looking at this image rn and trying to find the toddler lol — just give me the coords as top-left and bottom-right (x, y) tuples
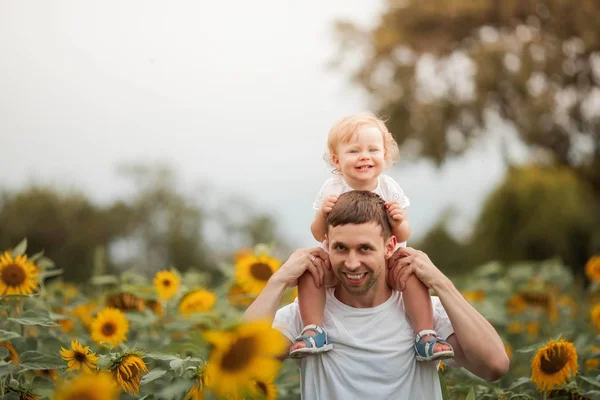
(289, 112), (454, 363)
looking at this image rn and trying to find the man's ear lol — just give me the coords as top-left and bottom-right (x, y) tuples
(384, 235), (397, 260)
(324, 234), (329, 251)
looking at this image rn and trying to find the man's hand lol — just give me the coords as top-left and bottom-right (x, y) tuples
(320, 195), (339, 215)
(385, 200), (406, 227)
(272, 248), (330, 289)
(387, 247), (447, 291)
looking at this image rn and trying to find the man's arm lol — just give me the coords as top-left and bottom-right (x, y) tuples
(388, 247), (509, 382)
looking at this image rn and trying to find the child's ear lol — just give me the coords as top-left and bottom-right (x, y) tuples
(331, 154), (340, 168)
(384, 236), (397, 260)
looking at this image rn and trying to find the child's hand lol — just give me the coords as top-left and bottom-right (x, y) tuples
(385, 201), (406, 225)
(321, 195), (339, 215)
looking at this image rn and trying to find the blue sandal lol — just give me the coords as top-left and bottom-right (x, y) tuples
(414, 329), (454, 362)
(289, 324), (333, 359)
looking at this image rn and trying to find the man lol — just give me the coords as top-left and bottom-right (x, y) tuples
(243, 191), (509, 399)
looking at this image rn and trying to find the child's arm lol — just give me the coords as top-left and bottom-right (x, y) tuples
(386, 201), (411, 243)
(311, 195), (339, 242)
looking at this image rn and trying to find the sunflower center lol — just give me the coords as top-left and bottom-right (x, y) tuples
(102, 322), (116, 336)
(1, 264), (26, 286)
(250, 263), (273, 281)
(163, 279), (171, 287)
(540, 346), (569, 374)
(220, 337), (256, 372)
(74, 351), (87, 362)
(256, 381), (268, 394)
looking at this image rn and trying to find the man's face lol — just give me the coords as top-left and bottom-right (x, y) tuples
(327, 222), (395, 296)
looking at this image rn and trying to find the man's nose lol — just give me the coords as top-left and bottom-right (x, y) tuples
(344, 252), (361, 270)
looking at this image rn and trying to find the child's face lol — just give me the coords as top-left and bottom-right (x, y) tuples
(332, 125), (385, 186)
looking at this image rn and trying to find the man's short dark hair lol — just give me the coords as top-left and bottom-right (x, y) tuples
(325, 191), (392, 238)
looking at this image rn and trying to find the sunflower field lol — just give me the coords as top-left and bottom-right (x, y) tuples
(1, 238), (600, 400)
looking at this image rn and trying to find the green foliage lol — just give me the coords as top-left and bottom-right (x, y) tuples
(470, 164), (599, 275)
(0, 164), (282, 283)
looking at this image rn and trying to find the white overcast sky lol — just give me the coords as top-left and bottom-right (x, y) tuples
(0, 0), (519, 248)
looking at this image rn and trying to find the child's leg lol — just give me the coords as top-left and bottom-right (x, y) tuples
(403, 275), (454, 358)
(290, 270), (327, 353)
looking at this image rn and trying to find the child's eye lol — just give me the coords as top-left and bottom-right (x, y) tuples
(349, 150), (359, 154)
(369, 148), (380, 152)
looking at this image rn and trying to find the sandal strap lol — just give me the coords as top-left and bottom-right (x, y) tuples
(415, 329), (438, 343)
(293, 324), (329, 348)
(415, 336), (451, 358)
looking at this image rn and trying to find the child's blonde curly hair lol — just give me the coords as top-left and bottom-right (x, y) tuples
(324, 111), (400, 172)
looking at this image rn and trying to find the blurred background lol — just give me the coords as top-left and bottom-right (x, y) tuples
(1, 0), (599, 285)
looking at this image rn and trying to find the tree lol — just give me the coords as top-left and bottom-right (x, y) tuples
(0, 187), (130, 282)
(333, 0), (600, 195)
(469, 164), (598, 276)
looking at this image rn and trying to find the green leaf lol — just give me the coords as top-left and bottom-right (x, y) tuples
(0, 348), (8, 359)
(1, 392), (21, 400)
(8, 310), (58, 327)
(90, 275), (119, 286)
(28, 250), (44, 262)
(140, 368), (168, 385)
(0, 361), (18, 377)
(36, 257), (55, 269)
(145, 353), (181, 362)
(11, 238), (27, 257)
(0, 330), (20, 341)
(38, 269), (64, 280)
(169, 356), (190, 370)
(508, 376), (531, 390)
(465, 387), (476, 400)
(31, 376), (56, 397)
(18, 351), (65, 371)
(580, 375), (600, 389)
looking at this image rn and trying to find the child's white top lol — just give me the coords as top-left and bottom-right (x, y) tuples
(313, 174), (410, 211)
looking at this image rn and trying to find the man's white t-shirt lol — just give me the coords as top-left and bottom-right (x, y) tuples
(273, 289), (454, 400)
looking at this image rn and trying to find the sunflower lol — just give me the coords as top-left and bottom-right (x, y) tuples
(506, 294), (527, 315)
(0, 341), (19, 363)
(57, 318), (74, 333)
(558, 295), (577, 319)
(60, 341), (98, 373)
(105, 292), (146, 312)
(591, 304), (600, 331)
(36, 369), (59, 381)
(505, 343), (513, 360)
(179, 289), (217, 316)
(0, 250), (39, 296)
(235, 254), (281, 296)
(145, 299), (164, 316)
(462, 290), (485, 303)
(585, 255), (600, 282)
(585, 345), (600, 370)
(53, 372), (119, 400)
(235, 247), (254, 263)
(531, 339), (578, 392)
(250, 379), (278, 400)
(19, 390), (40, 400)
(203, 321), (286, 397)
(110, 351), (148, 395)
(90, 308), (129, 347)
(154, 270), (181, 300)
(507, 321), (524, 334)
(526, 321), (540, 339)
(72, 302), (97, 330)
(184, 369), (207, 400)
(228, 284), (255, 308)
